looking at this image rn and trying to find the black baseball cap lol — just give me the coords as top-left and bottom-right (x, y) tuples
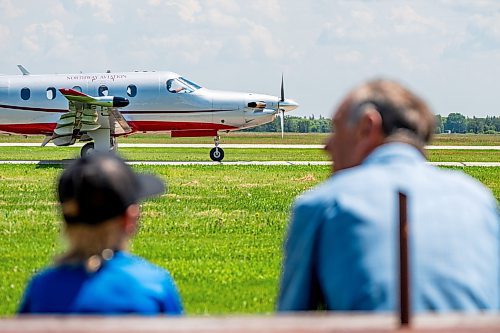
(58, 152), (166, 225)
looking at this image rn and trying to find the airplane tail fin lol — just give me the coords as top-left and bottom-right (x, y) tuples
(17, 65), (30, 75)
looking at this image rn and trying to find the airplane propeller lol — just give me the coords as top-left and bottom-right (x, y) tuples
(277, 74), (285, 139)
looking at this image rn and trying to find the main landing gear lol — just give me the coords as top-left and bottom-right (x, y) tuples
(210, 135), (224, 162)
(81, 142), (95, 157)
(80, 129), (117, 157)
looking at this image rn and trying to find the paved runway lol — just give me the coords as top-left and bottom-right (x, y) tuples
(0, 143), (499, 150)
(0, 160), (498, 167)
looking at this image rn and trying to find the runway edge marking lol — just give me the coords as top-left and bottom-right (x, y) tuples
(0, 143), (499, 150)
(0, 161), (499, 167)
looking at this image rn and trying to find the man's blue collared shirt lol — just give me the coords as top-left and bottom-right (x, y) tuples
(278, 143), (499, 312)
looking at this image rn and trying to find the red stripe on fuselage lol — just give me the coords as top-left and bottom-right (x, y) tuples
(0, 121), (238, 136)
(0, 123), (57, 135)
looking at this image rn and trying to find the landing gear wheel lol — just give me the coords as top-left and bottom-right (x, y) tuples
(81, 142), (95, 157)
(210, 147), (224, 162)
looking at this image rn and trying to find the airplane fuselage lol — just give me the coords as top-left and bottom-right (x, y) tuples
(0, 71), (297, 137)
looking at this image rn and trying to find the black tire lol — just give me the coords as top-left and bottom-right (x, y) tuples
(81, 142), (95, 157)
(209, 147), (224, 162)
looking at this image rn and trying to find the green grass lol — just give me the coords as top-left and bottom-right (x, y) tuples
(0, 147), (498, 162)
(0, 164), (498, 316)
(1, 132), (499, 145)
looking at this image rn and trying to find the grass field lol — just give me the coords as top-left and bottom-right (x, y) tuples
(0, 147), (498, 162)
(0, 132), (499, 145)
(0, 132), (498, 316)
(0, 163), (499, 316)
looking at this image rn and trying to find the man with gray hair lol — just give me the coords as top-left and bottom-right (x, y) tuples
(278, 79), (499, 312)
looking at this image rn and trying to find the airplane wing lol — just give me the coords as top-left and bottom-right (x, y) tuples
(44, 89), (131, 146)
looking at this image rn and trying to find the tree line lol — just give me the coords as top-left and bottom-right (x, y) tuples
(243, 113), (500, 134)
(435, 113), (500, 134)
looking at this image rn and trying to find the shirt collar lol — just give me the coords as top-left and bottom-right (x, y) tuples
(362, 143), (427, 166)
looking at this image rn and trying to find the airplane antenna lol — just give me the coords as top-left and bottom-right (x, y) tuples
(17, 65), (30, 76)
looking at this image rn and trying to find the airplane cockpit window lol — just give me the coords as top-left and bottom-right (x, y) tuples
(166, 77), (202, 94)
(21, 88), (30, 100)
(98, 85), (109, 96)
(46, 87), (56, 100)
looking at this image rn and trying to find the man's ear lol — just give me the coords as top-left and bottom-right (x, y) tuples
(356, 107), (385, 150)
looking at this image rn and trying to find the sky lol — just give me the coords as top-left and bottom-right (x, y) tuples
(1, 0), (499, 118)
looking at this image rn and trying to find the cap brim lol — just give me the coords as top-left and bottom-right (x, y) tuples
(136, 174), (166, 200)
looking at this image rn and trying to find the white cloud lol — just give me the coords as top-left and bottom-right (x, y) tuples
(469, 13), (500, 40)
(351, 9), (374, 24)
(390, 5), (445, 35)
(22, 20), (78, 58)
(0, 24), (10, 45)
(0, 0), (24, 18)
(318, 8), (386, 45)
(144, 34), (223, 64)
(166, 0), (201, 23)
(210, 0), (240, 13)
(238, 24), (285, 60)
(392, 47), (429, 71)
(249, 0), (282, 20)
(438, 0), (500, 10)
(333, 50), (363, 64)
(207, 8), (240, 28)
(75, 0), (114, 22)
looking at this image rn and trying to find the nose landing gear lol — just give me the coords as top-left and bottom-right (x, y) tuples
(210, 135), (224, 162)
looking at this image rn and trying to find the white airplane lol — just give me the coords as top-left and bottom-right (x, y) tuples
(0, 65), (298, 161)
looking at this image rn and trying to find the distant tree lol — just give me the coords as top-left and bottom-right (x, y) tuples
(435, 115), (444, 134)
(298, 118), (311, 133)
(466, 117), (485, 134)
(444, 113), (467, 133)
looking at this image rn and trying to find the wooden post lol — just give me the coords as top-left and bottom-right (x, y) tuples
(398, 191), (411, 328)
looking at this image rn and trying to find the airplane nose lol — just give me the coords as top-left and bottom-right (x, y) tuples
(280, 98), (299, 112)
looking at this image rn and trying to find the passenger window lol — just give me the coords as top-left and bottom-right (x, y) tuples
(46, 87), (56, 100)
(127, 84), (137, 97)
(21, 88), (30, 100)
(98, 85), (109, 96)
(72, 86), (82, 92)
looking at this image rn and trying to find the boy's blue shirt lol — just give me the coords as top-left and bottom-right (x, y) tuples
(19, 251), (183, 315)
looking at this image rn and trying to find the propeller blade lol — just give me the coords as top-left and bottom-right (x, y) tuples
(280, 73), (285, 102)
(280, 110), (284, 139)
(277, 74), (285, 139)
